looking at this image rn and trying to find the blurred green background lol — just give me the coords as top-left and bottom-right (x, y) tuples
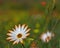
(0, 0), (60, 48)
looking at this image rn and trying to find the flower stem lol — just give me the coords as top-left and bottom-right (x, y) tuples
(51, 19), (59, 32)
(22, 44), (25, 48)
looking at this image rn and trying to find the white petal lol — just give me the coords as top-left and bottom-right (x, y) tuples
(18, 24), (21, 29)
(15, 25), (20, 31)
(6, 37), (12, 40)
(11, 34), (17, 39)
(21, 33), (26, 39)
(13, 41), (17, 45)
(8, 36), (17, 42)
(16, 24), (21, 31)
(26, 33), (30, 37)
(41, 33), (47, 42)
(21, 33), (30, 39)
(7, 33), (12, 36)
(13, 39), (19, 45)
(24, 25), (28, 31)
(26, 29), (31, 33)
(47, 32), (51, 37)
(22, 24), (26, 29)
(16, 39), (19, 44)
(15, 25), (17, 29)
(15, 28), (21, 32)
(9, 39), (15, 41)
(12, 28), (15, 31)
(8, 30), (13, 33)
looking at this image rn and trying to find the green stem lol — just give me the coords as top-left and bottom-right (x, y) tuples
(51, 19), (59, 32)
(43, 0), (56, 31)
(22, 44), (25, 48)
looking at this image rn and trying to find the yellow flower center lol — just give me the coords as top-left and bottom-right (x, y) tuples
(17, 33), (22, 38)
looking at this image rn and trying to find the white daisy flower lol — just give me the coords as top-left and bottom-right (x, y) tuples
(7, 24), (31, 45)
(40, 31), (54, 43)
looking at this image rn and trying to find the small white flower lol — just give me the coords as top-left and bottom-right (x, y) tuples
(40, 31), (54, 43)
(7, 24), (31, 45)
